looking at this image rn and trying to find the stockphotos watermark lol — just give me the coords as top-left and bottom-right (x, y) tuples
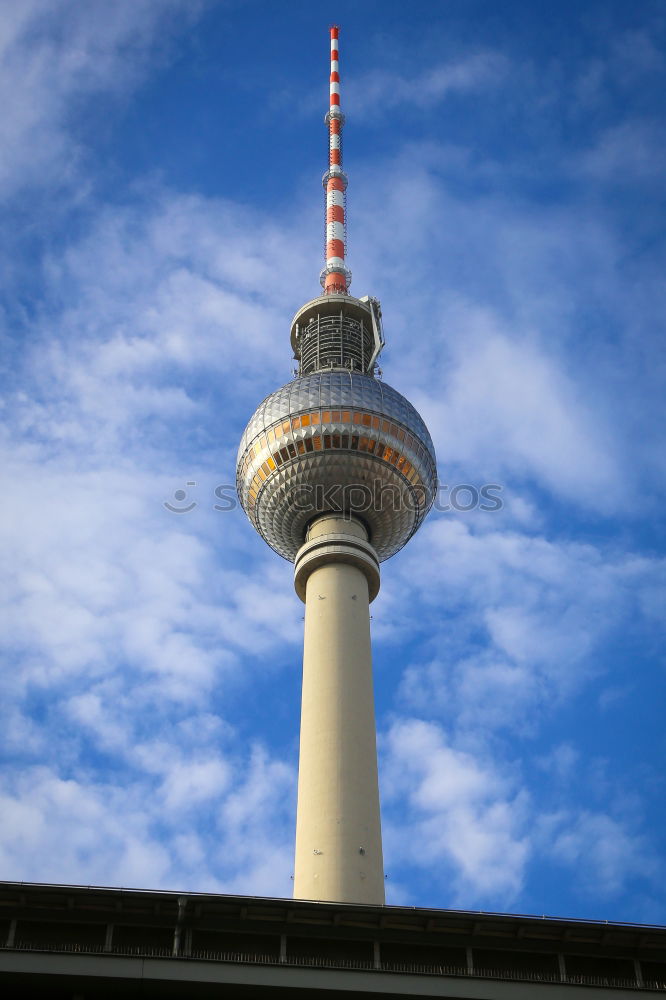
(164, 481), (503, 514)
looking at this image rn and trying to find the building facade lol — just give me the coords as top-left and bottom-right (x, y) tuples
(1, 881), (665, 997)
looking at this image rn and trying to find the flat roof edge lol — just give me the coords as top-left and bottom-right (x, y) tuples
(1, 881), (664, 934)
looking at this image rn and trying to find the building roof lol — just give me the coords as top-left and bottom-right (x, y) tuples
(1, 881), (665, 997)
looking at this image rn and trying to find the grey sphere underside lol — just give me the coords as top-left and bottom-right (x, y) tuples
(236, 372), (437, 563)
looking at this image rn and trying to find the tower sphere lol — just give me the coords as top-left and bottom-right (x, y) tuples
(236, 298), (437, 563)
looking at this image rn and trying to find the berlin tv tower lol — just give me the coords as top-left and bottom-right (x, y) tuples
(237, 27), (437, 905)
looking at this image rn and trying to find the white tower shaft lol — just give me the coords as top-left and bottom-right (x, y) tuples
(293, 516), (385, 904)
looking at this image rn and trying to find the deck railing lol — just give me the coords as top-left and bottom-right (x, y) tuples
(3, 940), (665, 991)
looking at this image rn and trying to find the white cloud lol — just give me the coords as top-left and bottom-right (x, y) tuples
(580, 121), (666, 183)
(347, 52), (508, 115)
(0, 450), (304, 704)
(382, 719), (659, 911)
(382, 719), (530, 905)
(0, 0), (204, 196)
(2, 190), (323, 465)
(543, 811), (657, 899)
(0, 766), (174, 888)
(420, 311), (619, 504)
(0, 743), (295, 895)
(536, 743), (580, 784)
(2, 462), (217, 692)
(390, 519), (665, 734)
(346, 135), (664, 513)
(0, 180), (308, 896)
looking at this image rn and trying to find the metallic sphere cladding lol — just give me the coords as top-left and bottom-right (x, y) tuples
(236, 369), (437, 563)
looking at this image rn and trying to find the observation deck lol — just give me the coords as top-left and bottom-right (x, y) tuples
(290, 295), (384, 377)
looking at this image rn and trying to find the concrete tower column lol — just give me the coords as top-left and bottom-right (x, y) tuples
(293, 514), (385, 905)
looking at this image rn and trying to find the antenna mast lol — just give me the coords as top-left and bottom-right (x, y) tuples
(321, 25), (351, 295)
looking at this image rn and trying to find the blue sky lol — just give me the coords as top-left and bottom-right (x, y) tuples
(1, 0), (665, 923)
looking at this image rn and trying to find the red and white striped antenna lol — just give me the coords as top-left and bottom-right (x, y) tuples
(320, 25), (351, 295)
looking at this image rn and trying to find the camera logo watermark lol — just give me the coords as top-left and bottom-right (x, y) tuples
(164, 482), (198, 513)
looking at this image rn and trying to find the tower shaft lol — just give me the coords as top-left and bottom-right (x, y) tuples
(293, 516), (385, 904)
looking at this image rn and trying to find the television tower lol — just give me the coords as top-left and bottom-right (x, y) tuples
(237, 26), (437, 905)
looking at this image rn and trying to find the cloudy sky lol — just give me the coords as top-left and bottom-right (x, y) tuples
(1, 0), (665, 924)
